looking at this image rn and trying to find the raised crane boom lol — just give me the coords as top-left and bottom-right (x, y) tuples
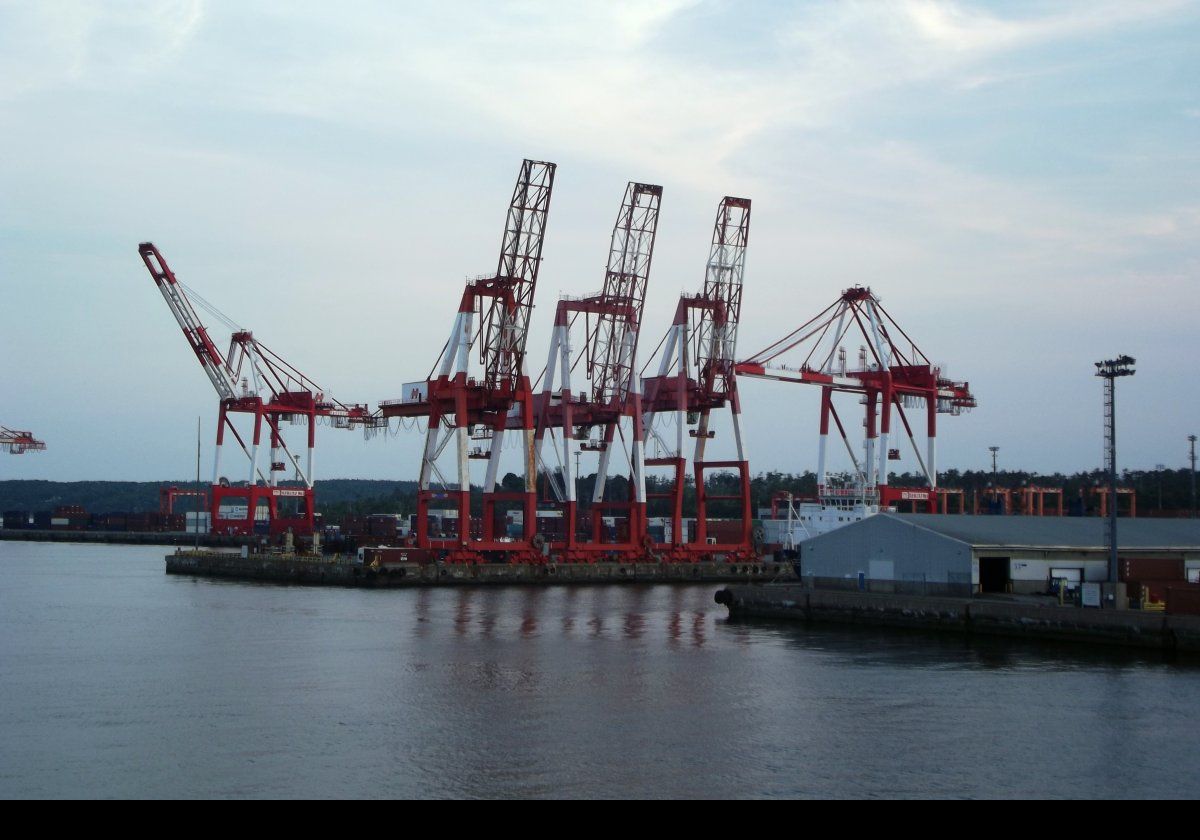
(138, 242), (379, 538)
(695, 196), (750, 400)
(138, 243), (238, 401)
(589, 182), (661, 406)
(480, 159), (556, 394)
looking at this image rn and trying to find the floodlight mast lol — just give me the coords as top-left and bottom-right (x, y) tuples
(1095, 355), (1136, 586)
(1189, 435), (1198, 519)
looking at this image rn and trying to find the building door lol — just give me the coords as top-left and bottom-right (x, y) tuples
(980, 556), (1010, 593)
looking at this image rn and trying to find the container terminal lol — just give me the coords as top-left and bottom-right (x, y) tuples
(133, 158), (981, 572)
(14, 157), (1198, 621)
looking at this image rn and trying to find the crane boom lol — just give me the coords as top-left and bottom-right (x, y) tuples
(590, 182), (661, 406)
(480, 159), (556, 393)
(138, 243), (238, 401)
(695, 197), (750, 399)
(137, 241), (379, 539)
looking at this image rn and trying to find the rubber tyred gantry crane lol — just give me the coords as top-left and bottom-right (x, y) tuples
(0, 427), (45, 454)
(641, 196), (753, 560)
(736, 286), (975, 512)
(379, 159), (556, 561)
(139, 243), (381, 537)
(533, 181), (662, 558)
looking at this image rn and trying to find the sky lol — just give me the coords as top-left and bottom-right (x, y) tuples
(0, 0), (1197, 483)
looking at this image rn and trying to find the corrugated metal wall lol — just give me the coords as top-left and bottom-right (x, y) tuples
(798, 516), (973, 595)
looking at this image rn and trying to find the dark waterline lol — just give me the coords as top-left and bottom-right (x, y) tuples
(1, 541), (1198, 799)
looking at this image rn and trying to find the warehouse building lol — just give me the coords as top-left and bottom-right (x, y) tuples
(796, 514), (1200, 596)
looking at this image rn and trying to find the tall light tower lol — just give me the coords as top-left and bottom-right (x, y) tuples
(1155, 463), (1166, 512)
(1095, 356), (1135, 586)
(1189, 435), (1197, 519)
(988, 446), (1000, 482)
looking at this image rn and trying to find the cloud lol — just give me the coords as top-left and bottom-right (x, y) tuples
(1, 1), (1197, 478)
(904, 0), (1191, 53)
(0, 0), (204, 100)
(6, 1), (1189, 192)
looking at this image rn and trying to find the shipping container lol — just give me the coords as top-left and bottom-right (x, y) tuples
(341, 515), (367, 537)
(1121, 557), (1184, 583)
(367, 514), (398, 539)
(126, 513), (152, 531)
(186, 512), (211, 534)
(1166, 584), (1200, 616)
(96, 513), (129, 532)
(358, 546), (433, 567)
(2, 510), (30, 529)
(705, 519), (747, 543)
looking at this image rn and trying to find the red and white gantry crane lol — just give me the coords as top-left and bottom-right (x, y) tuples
(139, 243), (380, 537)
(379, 159), (556, 560)
(736, 286), (975, 511)
(533, 181), (662, 557)
(0, 427), (45, 454)
(641, 196), (753, 559)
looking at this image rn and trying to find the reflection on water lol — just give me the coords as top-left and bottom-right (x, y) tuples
(1, 541), (1199, 799)
(436, 585), (712, 648)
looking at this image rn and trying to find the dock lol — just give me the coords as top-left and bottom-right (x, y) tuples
(165, 549), (793, 587)
(715, 584), (1200, 652)
(1, 529), (253, 548)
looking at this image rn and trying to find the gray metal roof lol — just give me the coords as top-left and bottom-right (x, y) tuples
(886, 513), (1200, 550)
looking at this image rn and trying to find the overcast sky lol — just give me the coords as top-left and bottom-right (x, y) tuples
(1, 0), (1197, 483)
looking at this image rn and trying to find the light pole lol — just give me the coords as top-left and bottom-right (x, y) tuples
(575, 450), (583, 502)
(1095, 356), (1135, 586)
(1156, 463), (1166, 513)
(983, 447), (1000, 515)
(195, 416), (202, 550)
(1189, 435), (1197, 519)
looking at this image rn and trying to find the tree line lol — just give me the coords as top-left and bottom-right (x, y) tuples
(1, 466), (1193, 521)
(319, 465), (1199, 520)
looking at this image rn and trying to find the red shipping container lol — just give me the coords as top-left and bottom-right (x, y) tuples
(127, 513), (152, 531)
(1166, 584), (1200, 616)
(1120, 557), (1184, 583)
(705, 520), (748, 543)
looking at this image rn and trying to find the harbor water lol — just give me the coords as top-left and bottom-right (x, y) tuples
(2, 541), (1198, 799)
